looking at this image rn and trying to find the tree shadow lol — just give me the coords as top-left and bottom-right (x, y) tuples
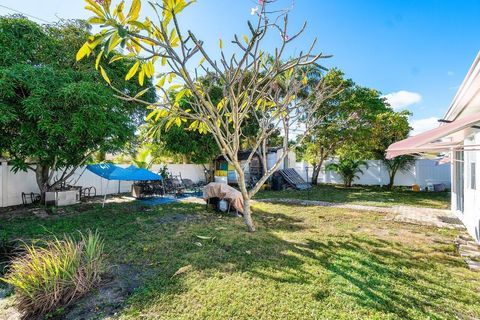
(119, 204), (476, 318)
(289, 235), (475, 319)
(1, 201), (477, 319)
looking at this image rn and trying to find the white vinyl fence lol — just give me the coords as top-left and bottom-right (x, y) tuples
(0, 159), (450, 208)
(294, 159), (451, 188)
(0, 161), (207, 207)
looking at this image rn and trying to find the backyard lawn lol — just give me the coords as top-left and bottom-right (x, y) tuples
(257, 184), (451, 209)
(1, 198), (478, 319)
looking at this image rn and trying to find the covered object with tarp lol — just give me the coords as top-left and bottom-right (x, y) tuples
(86, 164), (161, 206)
(203, 182), (244, 213)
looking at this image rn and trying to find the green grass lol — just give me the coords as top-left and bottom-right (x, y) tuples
(256, 184), (451, 209)
(1, 199), (478, 319)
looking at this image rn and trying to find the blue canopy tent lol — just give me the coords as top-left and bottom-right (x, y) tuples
(124, 165), (163, 180)
(86, 164), (162, 207)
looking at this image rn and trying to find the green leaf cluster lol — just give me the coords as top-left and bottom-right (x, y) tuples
(0, 16), (154, 183)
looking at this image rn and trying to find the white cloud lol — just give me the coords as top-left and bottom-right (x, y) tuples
(409, 117), (439, 135)
(447, 70), (455, 76)
(383, 90), (422, 110)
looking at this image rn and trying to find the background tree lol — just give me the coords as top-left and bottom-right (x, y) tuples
(79, 0), (340, 232)
(371, 111), (414, 190)
(300, 69), (390, 184)
(149, 85), (221, 165)
(326, 158), (368, 187)
(131, 143), (157, 169)
(0, 16), (154, 198)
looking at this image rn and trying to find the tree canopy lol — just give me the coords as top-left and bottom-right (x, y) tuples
(299, 69), (394, 184)
(370, 110), (414, 189)
(0, 16), (154, 194)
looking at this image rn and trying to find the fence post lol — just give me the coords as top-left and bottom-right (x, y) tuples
(414, 160), (420, 186)
(378, 161), (383, 187)
(1, 159), (8, 207)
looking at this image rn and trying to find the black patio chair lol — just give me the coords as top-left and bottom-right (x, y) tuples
(164, 174), (186, 197)
(181, 178), (203, 196)
(81, 186), (97, 199)
(21, 192), (41, 206)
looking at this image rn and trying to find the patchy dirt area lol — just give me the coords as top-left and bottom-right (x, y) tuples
(60, 264), (153, 320)
(0, 264), (154, 320)
(0, 285), (20, 320)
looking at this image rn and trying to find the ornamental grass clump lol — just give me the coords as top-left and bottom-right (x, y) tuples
(0, 230), (105, 318)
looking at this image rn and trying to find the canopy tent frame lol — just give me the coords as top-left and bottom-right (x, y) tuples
(103, 180), (109, 208)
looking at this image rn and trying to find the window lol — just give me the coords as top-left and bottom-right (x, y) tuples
(471, 162), (476, 190)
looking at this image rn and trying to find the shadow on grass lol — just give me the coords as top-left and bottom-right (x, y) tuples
(290, 235), (473, 318)
(0, 201), (477, 319)
(121, 205), (476, 319)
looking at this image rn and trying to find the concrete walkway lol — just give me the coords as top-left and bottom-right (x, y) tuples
(256, 198), (464, 229)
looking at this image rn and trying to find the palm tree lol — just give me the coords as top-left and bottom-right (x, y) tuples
(132, 146), (155, 169)
(326, 158), (368, 187)
(380, 155), (416, 190)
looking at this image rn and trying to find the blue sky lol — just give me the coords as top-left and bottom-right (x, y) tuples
(1, 0), (479, 134)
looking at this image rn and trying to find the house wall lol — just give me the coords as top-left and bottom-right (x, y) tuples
(454, 133), (480, 242)
(0, 163), (208, 208)
(451, 151), (459, 213)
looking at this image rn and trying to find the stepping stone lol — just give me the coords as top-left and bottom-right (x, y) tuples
(461, 244), (480, 252)
(460, 250), (480, 258)
(459, 234), (474, 241)
(465, 259), (480, 270)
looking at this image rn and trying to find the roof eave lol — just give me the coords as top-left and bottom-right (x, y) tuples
(444, 51), (480, 121)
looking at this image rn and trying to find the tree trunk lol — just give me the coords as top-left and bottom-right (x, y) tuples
(387, 168), (397, 190)
(242, 198), (255, 232)
(235, 165), (256, 232)
(311, 156), (327, 185)
(311, 164), (320, 185)
(34, 164), (49, 204)
(311, 150), (328, 185)
(345, 176), (352, 187)
(387, 176), (394, 190)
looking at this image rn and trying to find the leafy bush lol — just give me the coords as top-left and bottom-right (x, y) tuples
(0, 230), (105, 318)
(326, 158), (368, 187)
(157, 164), (170, 179)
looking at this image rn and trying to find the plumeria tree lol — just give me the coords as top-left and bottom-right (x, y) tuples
(78, 0), (339, 231)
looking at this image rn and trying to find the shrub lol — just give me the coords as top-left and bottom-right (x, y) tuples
(326, 158), (369, 187)
(0, 230), (105, 318)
